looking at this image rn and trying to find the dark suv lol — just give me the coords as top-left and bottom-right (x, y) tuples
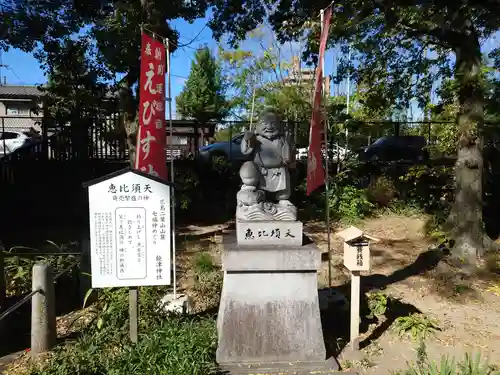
(360, 136), (429, 163)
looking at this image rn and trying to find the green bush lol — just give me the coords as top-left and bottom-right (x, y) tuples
(192, 252), (216, 274)
(107, 317), (217, 375)
(367, 175), (397, 207)
(399, 165), (454, 213)
(3, 241), (80, 296)
(192, 270), (223, 312)
(328, 183), (373, 222)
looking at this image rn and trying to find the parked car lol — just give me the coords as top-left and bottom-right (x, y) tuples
(359, 135), (429, 163)
(198, 134), (250, 162)
(0, 130), (41, 157)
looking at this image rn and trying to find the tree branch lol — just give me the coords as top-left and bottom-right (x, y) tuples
(374, 0), (464, 48)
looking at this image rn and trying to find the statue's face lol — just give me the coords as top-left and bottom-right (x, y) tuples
(257, 112), (281, 138)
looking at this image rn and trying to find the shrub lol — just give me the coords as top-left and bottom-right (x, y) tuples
(3, 241), (80, 296)
(82, 287), (129, 341)
(367, 175), (397, 207)
(192, 270), (223, 312)
(399, 165), (454, 213)
(192, 252), (216, 274)
(107, 317), (218, 375)
(329, 184), (373, 222)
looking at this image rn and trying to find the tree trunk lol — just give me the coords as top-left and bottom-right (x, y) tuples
(447, 33), (485, 266)
(117, 69), (139, 167)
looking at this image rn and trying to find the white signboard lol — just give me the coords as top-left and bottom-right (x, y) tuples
(87, 169), (172, 288)
(343, 241), (371, 272)
(337, 226), (377, 272)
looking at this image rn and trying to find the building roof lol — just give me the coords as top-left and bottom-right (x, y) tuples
(0, 85), (44, 98)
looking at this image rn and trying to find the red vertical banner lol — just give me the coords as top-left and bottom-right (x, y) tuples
(135, 32), (168, 180)
(306, 7), (332, 196)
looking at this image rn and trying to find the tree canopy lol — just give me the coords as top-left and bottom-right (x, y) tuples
(209, 0), (500, 264)
(0, 0), (208, 128)
(176, 46), (228, 125)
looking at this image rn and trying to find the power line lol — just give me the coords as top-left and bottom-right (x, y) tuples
(171, 73), (188, 80)
(142, 23), (208, 50)
(176, 23), (208, 47)
(7, 66), (23, 84)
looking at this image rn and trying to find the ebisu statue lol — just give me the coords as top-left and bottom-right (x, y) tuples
(236, 107), (297, 221)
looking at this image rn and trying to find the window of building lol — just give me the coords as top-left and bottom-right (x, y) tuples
(6, 107), (29, 116)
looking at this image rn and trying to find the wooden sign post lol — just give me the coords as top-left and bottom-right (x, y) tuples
(84, 168), (174, 343)
(337, 226), (378, 350)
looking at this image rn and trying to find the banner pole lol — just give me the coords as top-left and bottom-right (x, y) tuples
(320, 8), (332, 288)
(166, 38), (177, 299)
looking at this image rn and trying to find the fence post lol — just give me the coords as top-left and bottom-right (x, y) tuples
(31, 263), (56, 358)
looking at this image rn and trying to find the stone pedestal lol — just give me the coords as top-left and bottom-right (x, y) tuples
(216, 230), (343, 374)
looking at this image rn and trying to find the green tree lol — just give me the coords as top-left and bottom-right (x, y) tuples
(36, 36), (117, 159)
(0, 0), (209, 162)
(176, 46), (228, 150)
(208, 0), (500, 265)
(175, 47), (229, 150)
(219, 29), (314, 147)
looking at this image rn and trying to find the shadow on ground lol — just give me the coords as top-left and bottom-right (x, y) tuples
(320, 247), (448, 358)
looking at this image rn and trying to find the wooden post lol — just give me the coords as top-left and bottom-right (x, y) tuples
(31, 263), (56, 358)
(80, 233), (98, 307)
(129, 286), (139, 343)
(337, 226), (378, 352)
(350, 271), (361, 350)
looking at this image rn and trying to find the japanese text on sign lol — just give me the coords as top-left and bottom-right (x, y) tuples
(116, 207), (147, 280)
(356, 246), (363, 267)
(108, 183), (153, 202)
(94, 212), (113, 276)
(136, 32), (168, 180)
(244, 228), (296, 240)
(88, 170), (172, 288)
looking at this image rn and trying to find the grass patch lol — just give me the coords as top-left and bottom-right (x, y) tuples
(392, 352), (500, 375)
(9, 284), (220, 375)
(192, 252), (217, 274)
(28, 316), (218, 375)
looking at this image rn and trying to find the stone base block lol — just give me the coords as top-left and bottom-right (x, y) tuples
(219, 358), (353, 374)
(236, 220), (303, 246)
(217, 233), (336, 368)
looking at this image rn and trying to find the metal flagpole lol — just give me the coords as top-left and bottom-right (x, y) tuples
(345, 44), (351, 152)
(166, 38), (177, 299)
(320, 8), (332, 287)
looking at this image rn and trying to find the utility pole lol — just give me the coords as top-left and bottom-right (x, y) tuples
(0, 50), (7, 86)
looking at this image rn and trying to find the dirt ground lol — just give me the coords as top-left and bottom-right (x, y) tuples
(306, 214), (500, 374)
(5, 215), (500, 375)
(179, 214), (500, 374)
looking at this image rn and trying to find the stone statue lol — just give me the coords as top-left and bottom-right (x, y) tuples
(236, 107), (297, 221)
